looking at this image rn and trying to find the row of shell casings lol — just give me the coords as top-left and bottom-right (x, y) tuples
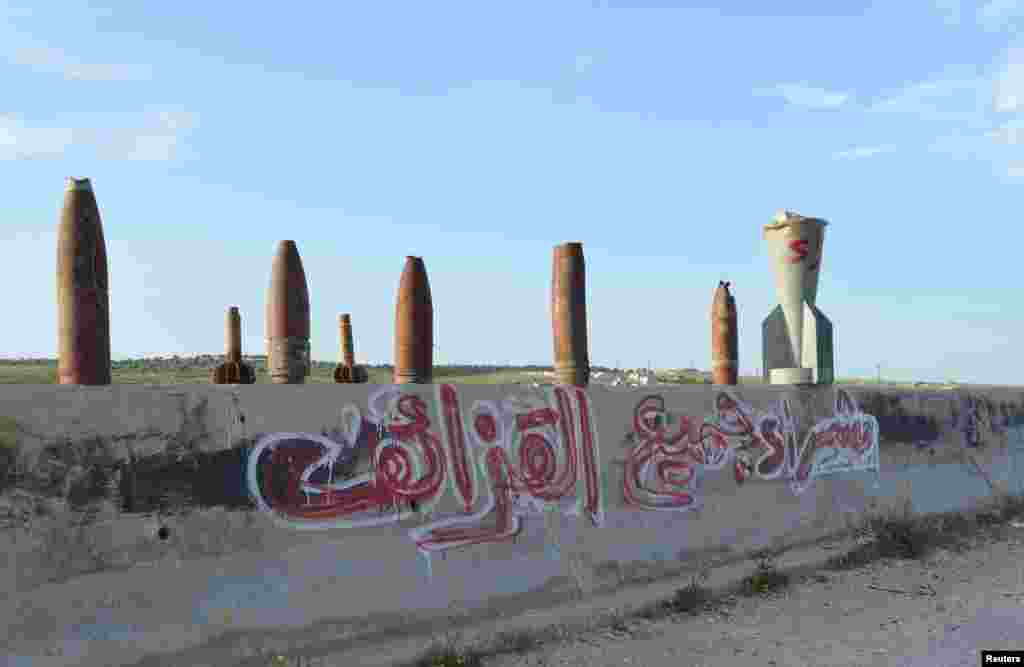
(56, 179), (592, 389)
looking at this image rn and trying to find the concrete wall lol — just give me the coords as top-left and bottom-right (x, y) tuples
(2, 383), (1023, 667)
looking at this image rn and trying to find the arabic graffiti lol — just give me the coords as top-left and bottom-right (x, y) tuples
(245, 384), (603, 556)
(246, 386), (880, 557)
(789, 390), (879, 492)
(622, 389), (879, 512)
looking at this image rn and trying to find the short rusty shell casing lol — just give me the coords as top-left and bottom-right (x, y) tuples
(212, 360), (256, 384)
(333, 364), (368, 383)
(393, 256), (433, 384)
(212, 306), (255, 384)
(265, 240), (311, 384)
(551, 242), (590, 387)
(334, 313), (368, 383)
(57, 177), (111, 385)
(711, 281), (738, 385)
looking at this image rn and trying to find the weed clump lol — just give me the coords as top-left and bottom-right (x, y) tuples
(742, 567), (790, 595)
(828, 494), (1024, 571)
(828, 515), (934, 570)
(670, 565), (713, 614)
(491, 630), (540, 654)
(415, 634), (483, 667)
(671, 582), (712, 614)
(740, 552), (790, 596)
(874, 516), (931, 559)
(415, 646), (482, 667)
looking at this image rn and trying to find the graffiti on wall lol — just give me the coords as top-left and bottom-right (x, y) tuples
(868, 391), (1024, 452)
(951, 393), (1024, 449)
(245, 384), (603, 558)
(621, 388), (879, 512)
(246, 385), (882, 560)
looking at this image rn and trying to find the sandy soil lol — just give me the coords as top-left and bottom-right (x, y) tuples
(482, 525), (1024, 667)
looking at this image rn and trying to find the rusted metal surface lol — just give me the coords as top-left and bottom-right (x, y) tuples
(57, 177), (111, 385)
(333, 364), (368, 383)
(551, 242), (590, 387)
(226, 306), (243, 363)
(711, 281), (738, 385)
(211, 307), (256, 384)
(334, 313), (368, 383)
(393, 256), (433, 384)
(339, 313), (355, 367)
(265, 241), (310, 384)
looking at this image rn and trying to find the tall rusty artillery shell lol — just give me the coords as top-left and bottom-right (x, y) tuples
(711, 281), (738, 385)
(551, 242), (590, 387)
(265, 240), (311, 384)
(212, 307), (256, 384)
(334, 313), (368, 383)
(57, 177), (111, 385)
(393, 256), (433, 384)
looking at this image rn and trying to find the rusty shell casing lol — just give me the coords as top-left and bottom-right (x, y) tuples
(393, 256), (433, 384)
(339, 313), (355, 367)
(211, 361), (256, 384)
(711, 281), (738, 385)
(333, 364), (368, 383)
(334, 313), (367, 383)
(551, 242), (590, 387)
(265, 240), (310, 384)
(57, 177), (111, 385)
(212, 306), (255, 384)
(225, 306), (242, 363)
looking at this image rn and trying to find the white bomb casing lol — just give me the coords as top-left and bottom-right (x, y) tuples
(762, 210), (833, 385)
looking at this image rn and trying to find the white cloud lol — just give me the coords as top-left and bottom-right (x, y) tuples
(978, 0), (1024, 29)
(0, 114), (75, 159)
(994, 48), (1024, 112)
(0, 110), (197, 161)
(97, 110), (198, 161)
(1008, 162), (1024, 178)
(757, 83), (850, 109)
(868, 74), (991, 123)
(9, 45), (152, 81)
(936, 0), (1024, 29)
(862, 52), (1023, 161)
(927, 127), (1003, 160)
(990, 119), (1024, 144)
(934, 0), (963, 25)
(832, 144), (897, 160)
(574, 54), (596, 74)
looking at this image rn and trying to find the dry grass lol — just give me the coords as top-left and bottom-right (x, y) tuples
(413, 632), (485, 667)
(828, 492), (1024, 570)
(0, 361), (538, 385)
(0, 359), (962, 387)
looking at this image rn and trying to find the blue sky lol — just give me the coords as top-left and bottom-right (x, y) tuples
(1, 1), (1022, 383)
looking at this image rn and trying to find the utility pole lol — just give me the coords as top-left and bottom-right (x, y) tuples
(876, 362), (882, 384)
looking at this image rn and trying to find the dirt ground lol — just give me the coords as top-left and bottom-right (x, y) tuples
(480, 525), (1024, 667)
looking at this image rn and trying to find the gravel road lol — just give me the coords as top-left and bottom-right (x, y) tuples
(482, 526), (1024, 667)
